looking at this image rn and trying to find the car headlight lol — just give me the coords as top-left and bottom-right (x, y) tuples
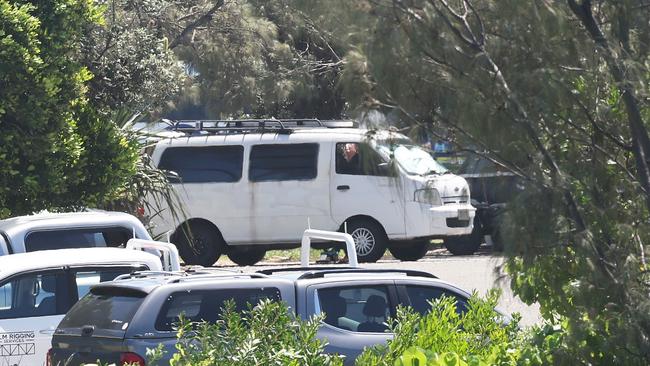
(414, 188), (442, 206)
(461, 186), (470, 202)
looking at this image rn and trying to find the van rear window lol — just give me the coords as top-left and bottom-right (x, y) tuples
(25, 227), (132, 252)
(155, 288), (281, 331)
(58, 288), (146, 333)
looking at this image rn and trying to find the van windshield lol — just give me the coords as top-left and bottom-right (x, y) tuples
(376, 141), (448, 176)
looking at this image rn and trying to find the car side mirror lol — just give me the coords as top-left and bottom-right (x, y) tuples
(377, 162), (393, 176)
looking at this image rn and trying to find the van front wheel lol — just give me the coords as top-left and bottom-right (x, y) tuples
(227, 246), (266, 266)
(347, 220), (387, 263)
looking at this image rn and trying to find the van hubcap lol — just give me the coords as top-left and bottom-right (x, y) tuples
(351, 228), (375, 256)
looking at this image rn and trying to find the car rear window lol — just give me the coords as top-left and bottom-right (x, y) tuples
(24, 227), (133, 252)
(58, 288), (146, 335)
(155, 288), (281, 331)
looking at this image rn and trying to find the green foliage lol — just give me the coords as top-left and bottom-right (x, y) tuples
(151, 299), (343, 366)
(0, 0), (139, 217)
(356, 291), (526, 366)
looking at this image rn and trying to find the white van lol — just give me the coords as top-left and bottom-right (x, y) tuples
(0, 240), (179, 366)
(147, 120), (476, 266)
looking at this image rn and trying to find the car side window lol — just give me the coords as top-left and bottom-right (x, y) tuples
(155, 288), (281, 331)
(317, 285), (391, 333)
(335, 143), (388, 176)
(0, 272), (68, 319)
(249, 144), (319, 182)
(404, 285), (468, 315)
(158, 145), (244, 183)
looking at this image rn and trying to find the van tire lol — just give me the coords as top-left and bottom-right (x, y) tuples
(173, 221), (223, 266)
(227, 246), (266, 266)
(389, 240), (430, 261)
(443, 233), (482, 255)
(347, 219), (387, 263)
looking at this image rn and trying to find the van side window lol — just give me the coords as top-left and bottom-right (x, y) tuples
(158, 146), (244, 183)
(336, 143), (388, 176)
(0, 272), (68, 319)
(249, 144), (319, 182)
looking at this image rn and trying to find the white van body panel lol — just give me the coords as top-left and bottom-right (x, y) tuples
(0, 248), (165, 366)
(149, 127), (475, 247)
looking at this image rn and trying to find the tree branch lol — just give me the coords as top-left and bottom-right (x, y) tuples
(169, 0), (225, 50)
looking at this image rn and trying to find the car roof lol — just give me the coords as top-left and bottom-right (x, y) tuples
(0, 211), (143, 232)
(91, 270), (289, 295)
(0, 248), (163, 279)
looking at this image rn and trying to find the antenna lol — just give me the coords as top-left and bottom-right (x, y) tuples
(307, 217), (311, 230)
(344, 221), (348, 234)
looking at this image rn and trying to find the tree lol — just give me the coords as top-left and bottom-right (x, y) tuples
(0, 0), (139, 217)
(303, 0), (650, 363)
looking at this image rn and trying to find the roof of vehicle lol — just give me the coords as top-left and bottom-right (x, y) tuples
(0, 248), (163, 279)
(0, 211), (150, 240)
(152, 127), (411, 149)
(91, 269), (289, 295)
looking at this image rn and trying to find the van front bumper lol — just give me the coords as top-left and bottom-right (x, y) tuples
(401, 202), (476, 239)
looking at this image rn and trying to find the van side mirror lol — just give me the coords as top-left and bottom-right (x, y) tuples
(164, 170), (181, 183)
(377, 162), (392, 176)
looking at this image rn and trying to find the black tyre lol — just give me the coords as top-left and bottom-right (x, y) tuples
(173, 221), (223, 266)
(347, 219), (387, 263)
(443, 231), (482, 255)
(389, 240), (430, 261)
(227, 246), (267, 266)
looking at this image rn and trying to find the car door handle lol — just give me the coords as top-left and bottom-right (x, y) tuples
(337, 185), (350, 191)
(39, 329), (55, 335)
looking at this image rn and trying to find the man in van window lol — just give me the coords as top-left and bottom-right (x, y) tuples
(337, 143), (361, 175)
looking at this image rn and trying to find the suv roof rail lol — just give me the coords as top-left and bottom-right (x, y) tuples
(167, 272), (269, 283)
(290, 268), (438, 280)
(257, 266), (358, 276)
(168, 119), (358, 135)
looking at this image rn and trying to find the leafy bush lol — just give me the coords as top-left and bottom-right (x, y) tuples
(356, 291), (529, 366)
(149, 299), (343, 366)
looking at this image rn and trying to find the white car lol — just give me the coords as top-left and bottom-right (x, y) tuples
(0, 211), (152, 255)
(147, 119), (476, 266)
(0, 240), (179, 366)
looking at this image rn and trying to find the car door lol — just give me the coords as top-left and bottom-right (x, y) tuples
(0, 270), (69, 366)
(308, 281), (398, 365)
(330, 142), (406, 237)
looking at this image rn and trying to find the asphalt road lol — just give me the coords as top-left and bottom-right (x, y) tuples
(235, 245), (543, 327)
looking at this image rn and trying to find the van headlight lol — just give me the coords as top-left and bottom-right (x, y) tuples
(414, 188), (442, 206)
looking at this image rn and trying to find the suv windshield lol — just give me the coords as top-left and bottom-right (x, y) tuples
(376, 140), (448, 175)
(24, 227), (132, 252)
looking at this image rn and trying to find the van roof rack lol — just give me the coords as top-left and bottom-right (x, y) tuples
(169, 119), (358, 135)
(258, 267), (437, 280)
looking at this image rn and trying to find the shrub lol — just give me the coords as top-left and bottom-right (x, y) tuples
(149, 299), (343, 366)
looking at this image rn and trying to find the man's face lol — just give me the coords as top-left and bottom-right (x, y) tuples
(344, 143), (358, 161)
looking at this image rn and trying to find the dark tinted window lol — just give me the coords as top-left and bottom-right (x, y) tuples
(155, 288), (281, 331)
(405, 285), (468, 315)
(158, 146), (244, 183)
(0, 272), (68, 319)
(318, 285), (391, 333)
(336, 143), (388, 176)
(25, 227), (132, 252)
(58, 288), (146, 332)
(249, 144), (318, 182)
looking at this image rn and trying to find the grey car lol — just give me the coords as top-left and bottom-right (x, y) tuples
(50, 267), (474, 365)
(49, 270), (295, 366)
